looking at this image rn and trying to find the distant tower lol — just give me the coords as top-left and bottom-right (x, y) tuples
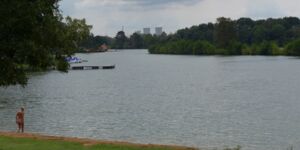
(155, 27), (163, 36)
(143, 28), (151, 35)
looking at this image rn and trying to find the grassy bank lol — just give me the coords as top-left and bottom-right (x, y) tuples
(0, 132), (197, 150)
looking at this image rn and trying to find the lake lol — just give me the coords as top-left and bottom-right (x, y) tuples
(1, 50), (300, 150)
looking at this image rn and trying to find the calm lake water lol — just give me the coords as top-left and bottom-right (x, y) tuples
(1, 50), (300, 150)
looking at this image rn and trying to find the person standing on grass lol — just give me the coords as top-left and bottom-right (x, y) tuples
(16, 107), (25, 133)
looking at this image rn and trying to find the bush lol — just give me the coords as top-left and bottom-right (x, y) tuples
(149, 40), (216, 55)
(285, 39), (300, 56)
(149, 39), (288, 56)
(56, 58), (69, 72)
(250, 41), (280, 55)
(192, 41), (216, 55)
(226, 41), (244, 55)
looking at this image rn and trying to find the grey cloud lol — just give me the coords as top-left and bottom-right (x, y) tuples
(60, 0), (298, 36)
(129, 0), (202, 6)
(245, 0), (285, 19)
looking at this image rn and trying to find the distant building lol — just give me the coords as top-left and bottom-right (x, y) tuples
(143, 28), (151, 34)
(155, 27), (163, 36)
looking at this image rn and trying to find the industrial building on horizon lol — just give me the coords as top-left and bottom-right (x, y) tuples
(141, 27), (163, 35)
(155, 27), (163, 36)
(143, 28), (151, 35)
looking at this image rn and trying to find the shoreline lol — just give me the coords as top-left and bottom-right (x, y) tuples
(0, 131), (198, 150)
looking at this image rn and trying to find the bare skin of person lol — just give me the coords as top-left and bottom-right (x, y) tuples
(16, 107), (24, 133)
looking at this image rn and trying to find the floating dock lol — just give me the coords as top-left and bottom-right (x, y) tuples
(71, 65), (115, 70)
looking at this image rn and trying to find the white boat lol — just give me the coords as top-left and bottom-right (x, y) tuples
(66, 57), (82, 64)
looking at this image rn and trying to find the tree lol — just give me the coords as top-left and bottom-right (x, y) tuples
(236, 18), (254, 44)
(80, 35), (113, 50)
(214, 17), (237, 48)
(114, 31), (129, 49)
(0, 0), (91, 86)
(269, 24), (285, 45)
(129, 33), (144, 49)
(256, 41), (279, 55)
(147, 16), (300, 56)
(61, 17), (92, 54)
(286, 39), (300, 56)
(192, 41), (215, 55)
(143, 34), (157, 48)
(283, 17), (300, 29)
(253, 25), (267, 43)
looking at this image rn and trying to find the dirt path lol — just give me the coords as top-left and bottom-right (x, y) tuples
(0, 131), (197, 150)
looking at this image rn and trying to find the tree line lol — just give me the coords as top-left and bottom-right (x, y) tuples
(82, 17), (300, 56)
(149, 17), (300, 56)
(79, 31), (168, 50)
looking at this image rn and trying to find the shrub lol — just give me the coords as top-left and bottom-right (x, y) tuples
(285, 39), (300, 56)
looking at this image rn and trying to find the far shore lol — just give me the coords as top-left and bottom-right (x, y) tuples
(0, 131), (197, 150)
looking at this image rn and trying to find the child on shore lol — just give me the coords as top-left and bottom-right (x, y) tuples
(16, 107), (25, 133)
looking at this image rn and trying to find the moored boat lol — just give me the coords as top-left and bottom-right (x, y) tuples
(66, 57), (82, 63)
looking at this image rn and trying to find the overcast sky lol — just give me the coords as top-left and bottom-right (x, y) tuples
(59, 0), (300, 37)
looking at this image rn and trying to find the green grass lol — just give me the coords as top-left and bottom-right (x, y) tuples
(0, 136), (174, 150)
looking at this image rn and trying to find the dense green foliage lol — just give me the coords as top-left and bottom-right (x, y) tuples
(149, 40), (216, 55)
(80, 17), (300, 56)
(0, 136), (176, 150)
(83, 17), (300, 56)
(80, 35), (113, 50)
(114, 31), (130, 49)
(111, 32), (168, 49)
(0, 0), (91, 86)
(285, 39), (300, 56)
(174, 17), (300, 46)
(147, 17), (300, 55)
